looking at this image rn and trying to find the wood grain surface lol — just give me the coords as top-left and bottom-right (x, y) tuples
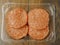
(0, 0), (59, 45)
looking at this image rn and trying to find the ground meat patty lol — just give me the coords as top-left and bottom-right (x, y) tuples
(29, 26), (49, 40)
(6, 25), (28, 40)
(6, 8), (27, 28)
(28, 8), (49, 29)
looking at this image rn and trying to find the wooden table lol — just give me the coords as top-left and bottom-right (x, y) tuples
(0, 0), (60, 45)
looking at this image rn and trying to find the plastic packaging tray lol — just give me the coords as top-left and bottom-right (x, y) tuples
(1, 3), (56, 43)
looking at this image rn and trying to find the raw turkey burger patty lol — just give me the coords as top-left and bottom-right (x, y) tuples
(28, 8), (49, 29)
(6, 8), (27, 28)
(6, 25), (28, 39)
(29, 26), (49, 40)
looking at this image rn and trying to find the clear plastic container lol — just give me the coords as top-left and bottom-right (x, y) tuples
(1, 3), (56, 43)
